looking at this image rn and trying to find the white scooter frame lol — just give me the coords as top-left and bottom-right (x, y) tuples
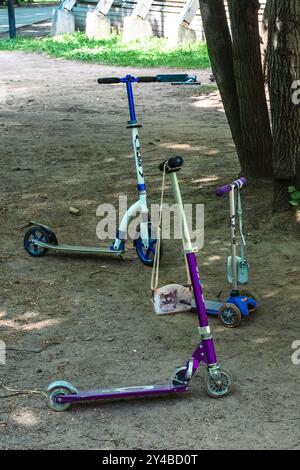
(23, 74), (196, 266)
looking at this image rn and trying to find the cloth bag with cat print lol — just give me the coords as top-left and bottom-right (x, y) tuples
(151, 162), (192, 315)
(152, 284), (192, 315)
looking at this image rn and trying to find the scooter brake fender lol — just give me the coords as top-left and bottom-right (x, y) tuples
(227, 295), (250, 317)
(28, 220), (53, 232)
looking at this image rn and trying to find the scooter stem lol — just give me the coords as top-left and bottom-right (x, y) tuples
(229, 185), (238, 291)
(126, 81), (137, 121)
(169, 168), (217, 364)
(237, 189), (246, 261)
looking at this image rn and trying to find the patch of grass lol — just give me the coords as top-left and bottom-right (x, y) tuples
(0, 32), (210, 69)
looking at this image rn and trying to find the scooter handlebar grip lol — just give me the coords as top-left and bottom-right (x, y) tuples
(233, 177), (248, 188)
(137, 76), (158, 82)
(215, 177), (248, 197)
(215, 184), (232, 197)
(159, 156), (183, 172)
(156, 74), (196, 83)
(97, 77), (121, 84)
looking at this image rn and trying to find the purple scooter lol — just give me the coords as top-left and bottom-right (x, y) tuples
(47, 156), (232, 411)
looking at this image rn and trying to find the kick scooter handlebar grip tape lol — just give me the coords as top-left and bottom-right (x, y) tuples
(215, 184), (232, 197)
(215, 177), (248, 197)
(156, 74), (196, 83)
(232, 177), (247, 188)
(97, 77), (121, 84)
(159, 156), (183, 173)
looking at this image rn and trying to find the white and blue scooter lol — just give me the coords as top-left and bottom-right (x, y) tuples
(23, 74), (197, 266)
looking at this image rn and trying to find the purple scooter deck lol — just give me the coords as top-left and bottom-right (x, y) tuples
(59, 383), (189, 403)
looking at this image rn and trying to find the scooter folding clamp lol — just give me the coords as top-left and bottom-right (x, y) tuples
(184, 247), (199, 254)
(186, 359), (194, 381)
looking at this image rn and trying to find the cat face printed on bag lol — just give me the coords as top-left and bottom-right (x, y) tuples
(160, 289), (178, 312)
(153, 284), (192, 315)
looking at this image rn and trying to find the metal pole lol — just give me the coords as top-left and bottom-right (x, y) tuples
(7, 0), (16, 39)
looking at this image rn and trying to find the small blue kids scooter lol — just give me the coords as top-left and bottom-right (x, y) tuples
(204, 177), (259, 327)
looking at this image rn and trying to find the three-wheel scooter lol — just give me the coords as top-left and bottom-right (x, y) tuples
(203, 178), (259, 327)
(23, 74), (197, 266)
(47, 156), (232, 412)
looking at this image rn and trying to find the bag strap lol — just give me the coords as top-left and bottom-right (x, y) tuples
(151, 163), (191, 293)
(151, 162), (166, 292)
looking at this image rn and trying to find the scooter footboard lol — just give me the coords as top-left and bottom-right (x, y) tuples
(58, 383), (188, 403)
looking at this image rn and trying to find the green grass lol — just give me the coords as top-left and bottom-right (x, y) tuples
(0, 32), (210, 69)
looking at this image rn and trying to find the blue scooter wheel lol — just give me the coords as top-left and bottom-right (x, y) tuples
(218, 303), (242, 328)
(23, 226), (56, 257)
(134, 224), (162, 267)
(135, 238), (158, 266)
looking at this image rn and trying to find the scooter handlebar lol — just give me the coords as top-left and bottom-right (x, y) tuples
(97, 74), (197, 84)
(159, 156), (183, 173)
(215, 177), (247, 197)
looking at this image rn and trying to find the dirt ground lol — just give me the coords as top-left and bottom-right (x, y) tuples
(0, 51), (300, 450)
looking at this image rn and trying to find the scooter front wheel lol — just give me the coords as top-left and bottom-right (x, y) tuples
(204, 368), (232, 398)
(134, 224), (162, 267)
(23, 226), (57, 257)
(218, 303), (242, 328)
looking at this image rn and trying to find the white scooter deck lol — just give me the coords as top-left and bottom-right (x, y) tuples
(33, 240), (124, 256)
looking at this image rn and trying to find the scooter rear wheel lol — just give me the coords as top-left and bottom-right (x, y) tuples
(204, 368), (232, 398)
(48, 387), (72, 412)
(47, 381), (78, 412)
(218, 303), (242, 328)
(24, 226), (57, 257)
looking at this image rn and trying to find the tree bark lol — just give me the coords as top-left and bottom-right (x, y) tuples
(199, 0), (244, 168)
(228, 0), (273, 177)
(200, 0), (273, 177)
(261, 0), (272, 81)
(267, 0), (300, 211)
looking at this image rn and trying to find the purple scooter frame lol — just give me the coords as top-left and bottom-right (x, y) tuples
(47, 156), (231, 411)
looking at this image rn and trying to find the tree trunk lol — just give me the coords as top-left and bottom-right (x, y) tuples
(200, 0), (273, 177)
(199, 0), (244, 169)
(261, 0), (272, 81)
(267, 0), (300, 211)
(228, 0), (273, 177)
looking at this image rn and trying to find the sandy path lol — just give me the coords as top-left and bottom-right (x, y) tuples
(0, 51), (299, 450)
